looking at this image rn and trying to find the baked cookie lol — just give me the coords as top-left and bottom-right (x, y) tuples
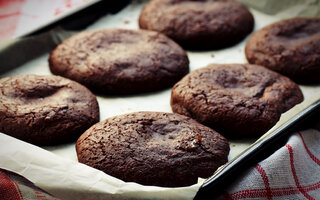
(139, 0), (254, 49)
(49, 29), (189, 94)
(76, 111), (229, 187)
(171, 64), (303, 138)
(245, 18), (320, 83)
(0, 74), (99, 145)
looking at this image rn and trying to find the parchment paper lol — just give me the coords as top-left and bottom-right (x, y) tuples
(0, 0), (319, 199)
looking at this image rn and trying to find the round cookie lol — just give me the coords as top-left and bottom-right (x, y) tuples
(49, 29), (189, 94)
(139, 0), (254, 49)
(245, 18), (320, 83)
(0, 74), (100, 145)
(76, 111), (229, 187)
(171, 64), (304, 138)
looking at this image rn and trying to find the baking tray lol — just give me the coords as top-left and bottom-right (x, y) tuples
(0, 0), (320, 199)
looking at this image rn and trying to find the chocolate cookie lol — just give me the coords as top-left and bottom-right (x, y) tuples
(171, 64), (303, 138)
(49, 29), (189, 94)
(76, 111), (229, 187)
(245, 18), (320, 83)
(139, 0), (254, 49)
(0, 74), (99, 145)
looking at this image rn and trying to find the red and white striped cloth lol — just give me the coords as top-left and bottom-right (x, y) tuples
(220, 129), (320, 200)
(0, 169), (59, 200)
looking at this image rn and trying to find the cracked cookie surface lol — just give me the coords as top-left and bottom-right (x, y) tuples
(76, 111), (229, 187)
(49, 29), (189, 94)
(171, 64), (303, 137)
(139, 0), (254, 49)
(0, 74), (99, 145)
(245, 18), (320, 83)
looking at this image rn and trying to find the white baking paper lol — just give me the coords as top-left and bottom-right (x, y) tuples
(0, 0), (320, 199)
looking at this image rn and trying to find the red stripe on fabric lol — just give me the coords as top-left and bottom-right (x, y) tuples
(231, 187), (298, 199)
(255, 164), (272, 199)
(0, 12), (20, 18)
(65, 0), (72, 8)
(222, 192), (234, 200)
(232, 188), (273, 199)
(12, 177), (23, 200)
(229, 180), (320, 199)
(0, 170), (23, 200)
(299, 132), (320, 166)
(304, 181), (320, 192)
(0, 0), (25, 38)
(286, 144), (315, 200)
